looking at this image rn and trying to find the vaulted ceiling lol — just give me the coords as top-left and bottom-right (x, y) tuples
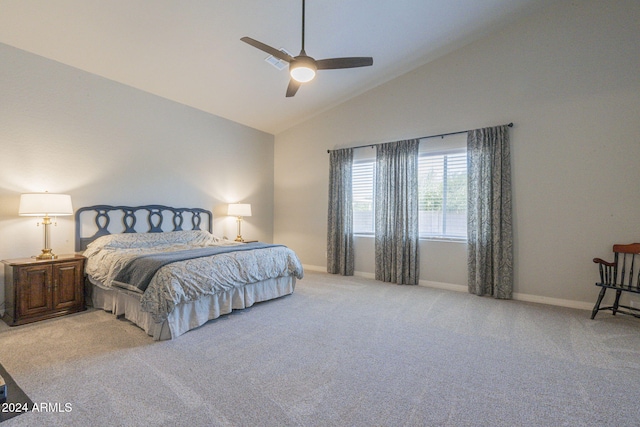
(0, 0), (555, 134)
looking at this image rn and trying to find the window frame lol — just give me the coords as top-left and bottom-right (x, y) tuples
(417, 148), (468, 242)
(352, 158), (376, 236)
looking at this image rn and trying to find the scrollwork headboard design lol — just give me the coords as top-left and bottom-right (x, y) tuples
(75, 204), (213, 251)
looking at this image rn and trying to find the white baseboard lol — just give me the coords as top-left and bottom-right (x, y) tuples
(302, 264), (592, 311)
(302, 264), (327, 273)
(512, 292), (592, 311)
(354, 271), (375, 280)
(419, 279), (467, 293)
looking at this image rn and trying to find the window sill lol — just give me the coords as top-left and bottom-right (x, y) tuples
(420, 237), (467, 243)
(353, 234), (466, 243)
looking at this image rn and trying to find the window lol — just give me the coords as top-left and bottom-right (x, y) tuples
(352, 160), (375, 234)
(418, 150), (467, 239)
(352, 149), (467, 240)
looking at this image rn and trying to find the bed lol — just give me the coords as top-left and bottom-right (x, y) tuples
(75, 205), (303, 340)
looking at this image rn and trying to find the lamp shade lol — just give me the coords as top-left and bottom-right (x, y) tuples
(227, 203), (252, 217)
(19, 193), (73, 216)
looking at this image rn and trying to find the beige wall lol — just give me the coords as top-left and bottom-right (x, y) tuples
(0, 43), (275, 309)
(274, 0), (640, 308)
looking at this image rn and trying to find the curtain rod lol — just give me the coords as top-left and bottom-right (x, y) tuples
(326, 122), (513, 153)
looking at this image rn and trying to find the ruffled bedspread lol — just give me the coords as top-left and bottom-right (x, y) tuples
(84, 231), (304, 322)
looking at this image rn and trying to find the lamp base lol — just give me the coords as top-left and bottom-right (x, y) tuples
(36, 249), (58, 260)
(234, 216), (245, 242)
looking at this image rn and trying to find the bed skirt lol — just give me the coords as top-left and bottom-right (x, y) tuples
(90, 276), (296, 340)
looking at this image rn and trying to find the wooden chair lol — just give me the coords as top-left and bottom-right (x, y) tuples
(592, 243), (640, 319)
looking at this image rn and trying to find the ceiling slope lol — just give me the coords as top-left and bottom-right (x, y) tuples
(0, 0), (555, 134)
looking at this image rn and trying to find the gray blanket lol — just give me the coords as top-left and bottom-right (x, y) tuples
(112, 242), (282, 292)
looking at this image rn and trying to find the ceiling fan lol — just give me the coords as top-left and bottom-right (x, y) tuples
(241, 0), (373, 97)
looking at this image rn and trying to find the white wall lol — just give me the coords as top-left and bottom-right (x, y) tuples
(274, 0), (640, 308)
(0, 43), (275, 310)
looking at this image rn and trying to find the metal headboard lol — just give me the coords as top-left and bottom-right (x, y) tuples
(75, 204), (213, 251)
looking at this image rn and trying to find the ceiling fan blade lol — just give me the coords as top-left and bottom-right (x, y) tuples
(316, 57), (373, 70)
(286, 79), (302, 97)
(240, 37), (294, 62)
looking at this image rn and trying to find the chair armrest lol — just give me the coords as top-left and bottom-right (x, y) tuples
(593, 258), (615, 267)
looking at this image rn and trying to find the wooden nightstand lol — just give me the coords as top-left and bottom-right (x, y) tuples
(2, 254), (86, 326)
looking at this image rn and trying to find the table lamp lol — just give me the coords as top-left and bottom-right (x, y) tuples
(227, 203), (251, 242)
(19, 192), (73, 260)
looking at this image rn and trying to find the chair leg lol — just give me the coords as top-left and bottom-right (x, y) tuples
(613, 289), (622, 315)
(591, 287), (607, 319)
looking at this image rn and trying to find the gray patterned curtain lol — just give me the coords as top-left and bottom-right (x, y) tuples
(327, 148), (354, 275)
(374, 139), (420, 285)
(467, 125), (513, 298)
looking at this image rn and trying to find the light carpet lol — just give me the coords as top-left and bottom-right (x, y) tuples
(0, 360), (33, 423)
(0, 271), (639, 426)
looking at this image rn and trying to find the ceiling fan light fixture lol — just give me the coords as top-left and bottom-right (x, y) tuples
(290, 57), (317, 83)
(241, 0), (372, 96)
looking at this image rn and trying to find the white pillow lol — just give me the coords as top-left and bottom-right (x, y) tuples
(84, 230), (217, 254)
